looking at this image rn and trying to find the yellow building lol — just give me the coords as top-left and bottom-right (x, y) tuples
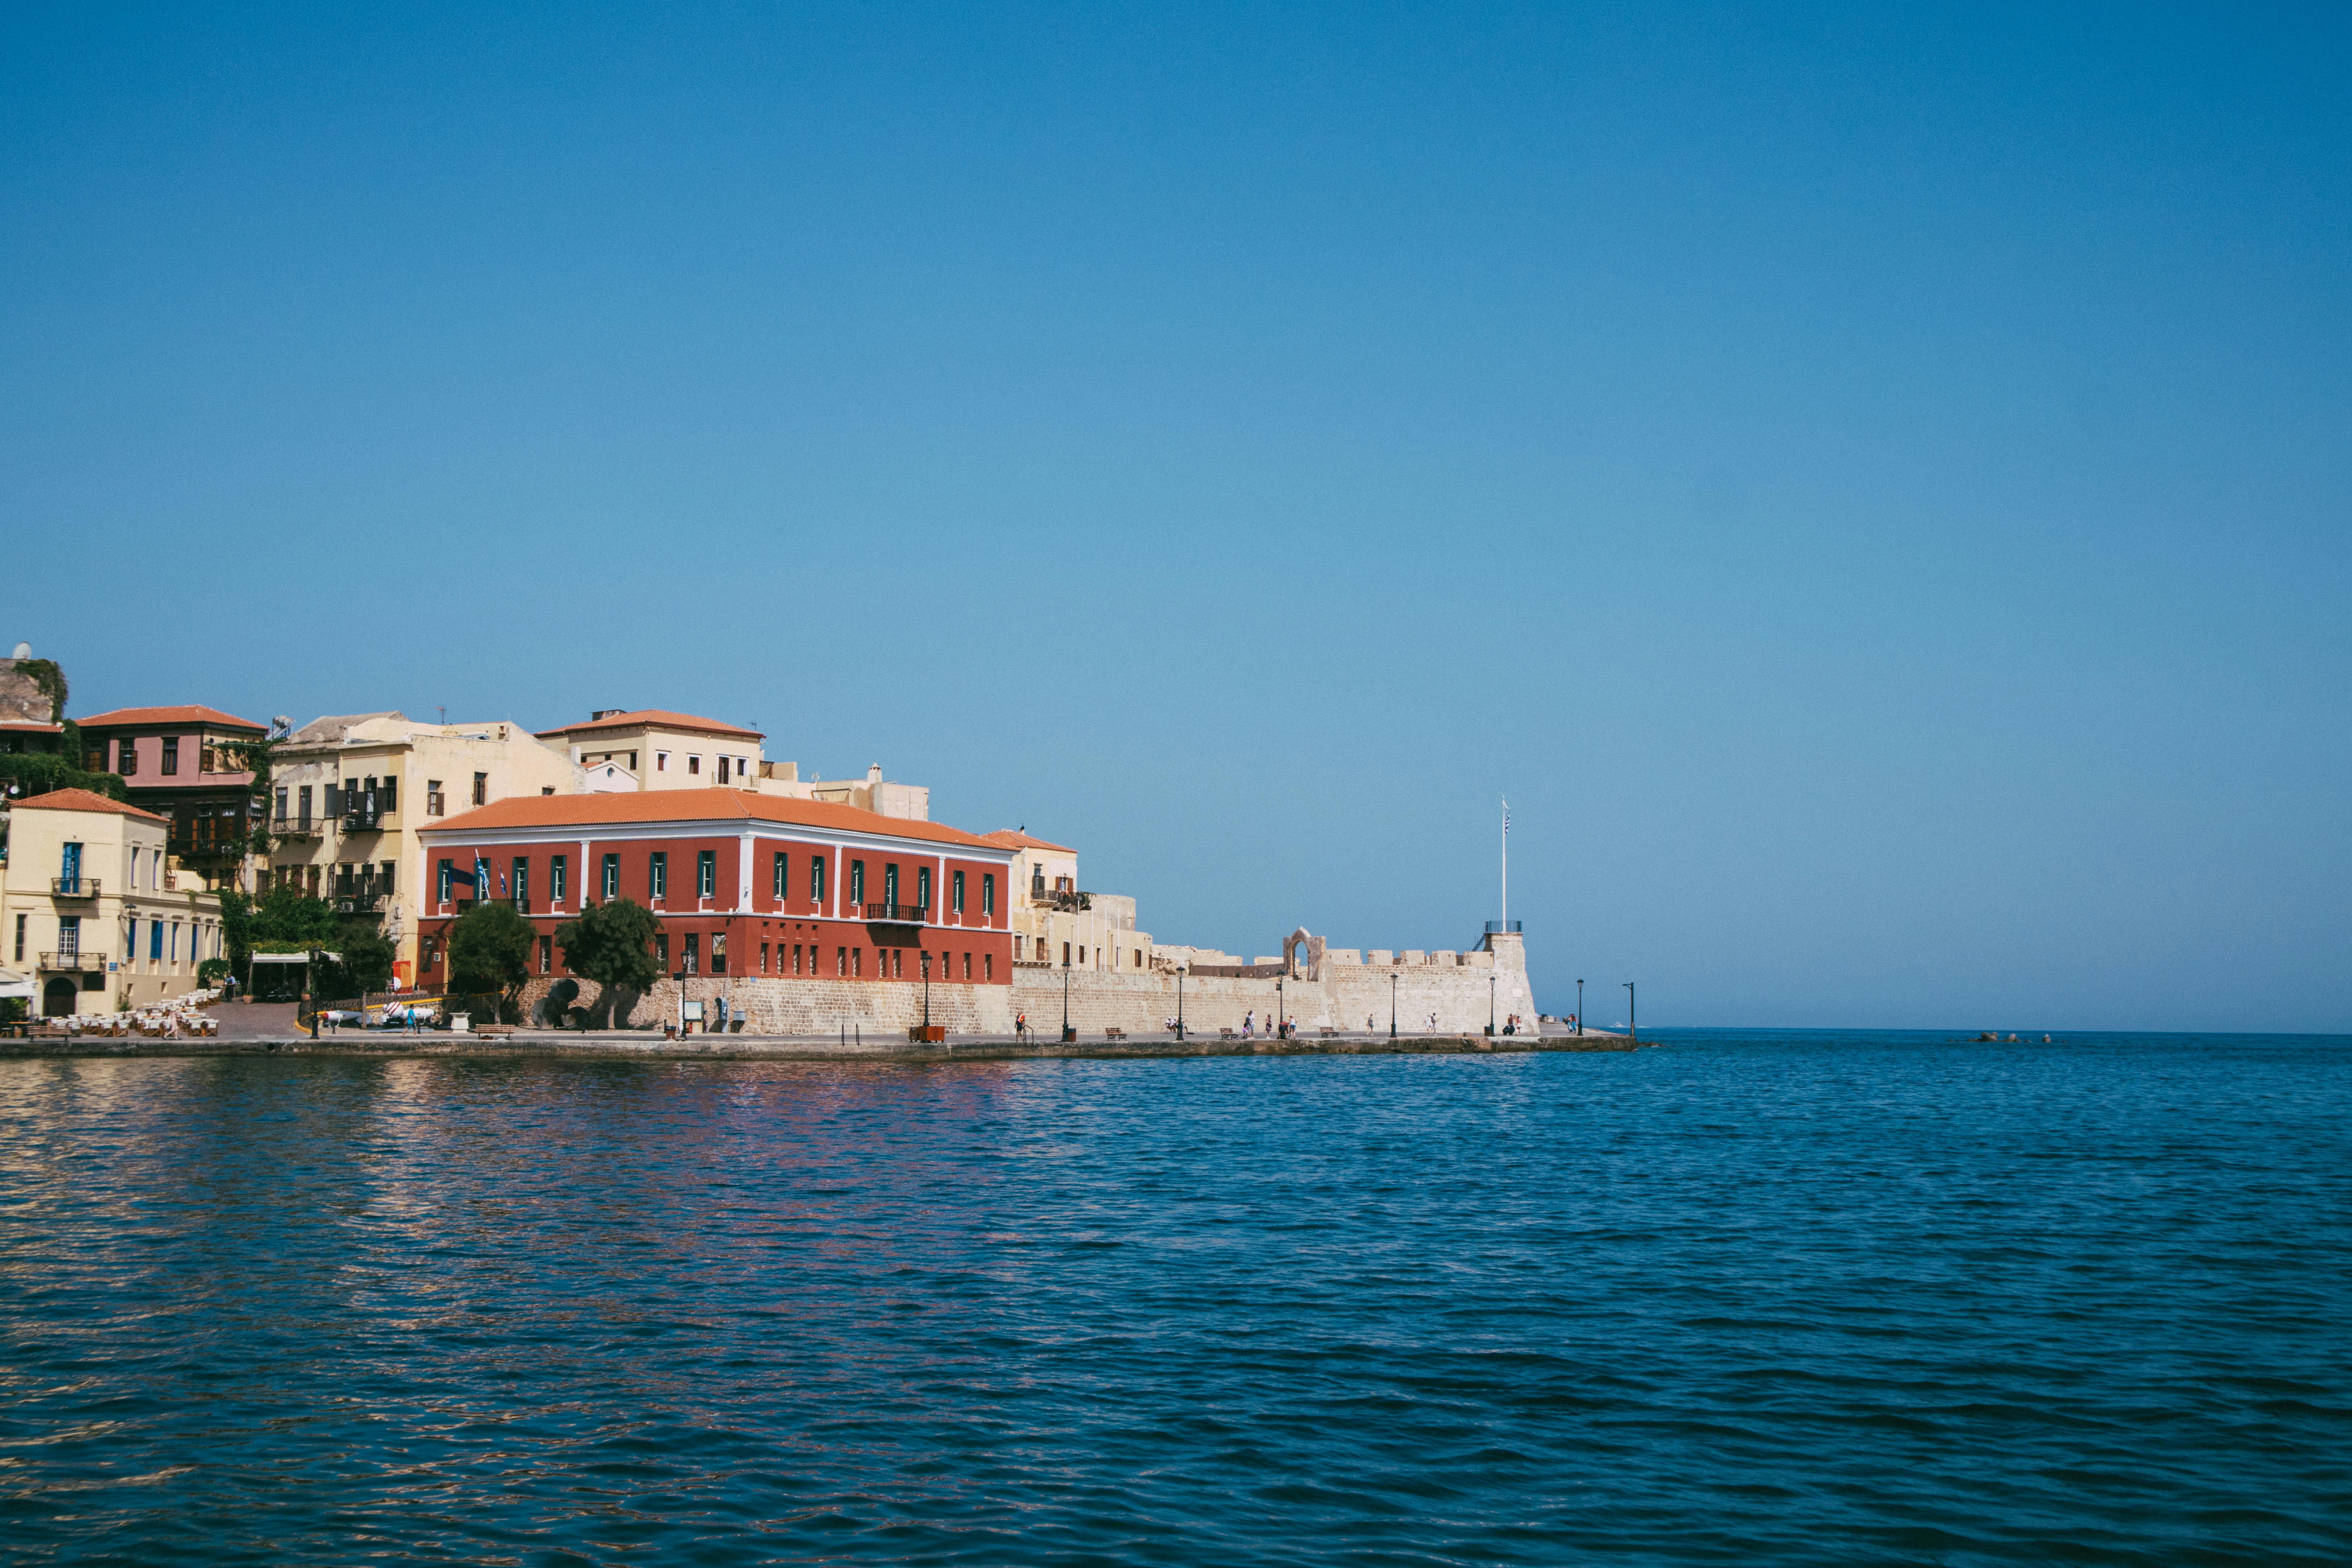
(981, 829), (1158, 975)
(537, 709), (933, 818)
(0, 788), (223, 1017)
(536, 709), (769, 791)
(266, 713), (578, 987)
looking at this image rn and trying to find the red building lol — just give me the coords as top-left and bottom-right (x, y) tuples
(414, 789), (1018, 1020)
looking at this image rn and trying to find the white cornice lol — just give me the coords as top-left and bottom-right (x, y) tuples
(417, 815), (1016, 863)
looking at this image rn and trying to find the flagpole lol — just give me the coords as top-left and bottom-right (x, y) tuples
(1500, 796), (1508, 935)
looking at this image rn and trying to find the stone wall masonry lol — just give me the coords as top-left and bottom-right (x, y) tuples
(517, 972), (1016, 1035)
(1010, 933), (1539, 1037)
(511, 934), (1535, 1040)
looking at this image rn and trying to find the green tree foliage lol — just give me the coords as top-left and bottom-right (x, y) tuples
(330, 922), (396, 995)
(219, 887), (342, 981)
(16, 658), (67, 721)
(217, 889), (256, 975)
(554, 898), (659, 1027)
(448, 902), (533, 1007)
(0, 750), (127, 803)
(253, 887), (339, 946)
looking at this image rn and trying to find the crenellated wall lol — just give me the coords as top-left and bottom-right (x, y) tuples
(1011, 933), (1538, 1036)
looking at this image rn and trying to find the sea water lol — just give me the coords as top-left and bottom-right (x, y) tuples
(0, 1031), (2346, 1564)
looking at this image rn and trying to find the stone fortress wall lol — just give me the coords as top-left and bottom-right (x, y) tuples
(515, 970), (1017, 1035)
(1012, 931), (1537, 1037)
(508, 931), (1534, 1038)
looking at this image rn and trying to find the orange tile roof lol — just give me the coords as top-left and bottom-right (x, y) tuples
(421, 788), (1005, 850)
(10, 787), (166, 822)
(535, 709), (764, 741)
(75, 704), (267, 731)
(981, 829), (1077, 853)
(0, 720), (62, 734)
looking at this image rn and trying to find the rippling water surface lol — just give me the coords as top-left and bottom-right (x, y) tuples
(2, 1032), (2347, 1564)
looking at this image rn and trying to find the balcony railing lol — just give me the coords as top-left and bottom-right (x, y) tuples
(342, 808), (385, 833)
(861, 902), (928, 923)
(169, 835), (248, 858)
(274, 818), (323, 838)
(333, 893), (385, 916)
(38, 952), (107, 972)
(50, 877), (100, 898)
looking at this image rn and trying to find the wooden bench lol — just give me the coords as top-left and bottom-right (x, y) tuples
(1103, 1027), (1124, 1040)
(1219, 1027), (1235, 1039)
(1319, 1027), (1338, 1037)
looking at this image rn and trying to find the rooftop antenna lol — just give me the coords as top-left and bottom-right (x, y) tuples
(437, 705), (446, 725)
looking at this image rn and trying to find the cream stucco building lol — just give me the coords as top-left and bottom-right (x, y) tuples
(1, 788), (223, 1017)
(983, 829), (1160, 975)
(539, 710), (933, 817)
(266, 713), (579, 987)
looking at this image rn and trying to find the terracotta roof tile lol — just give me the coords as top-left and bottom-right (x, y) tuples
(9, 787), (166, 822)
(535, 709), (764, 741)
(981, 829), (1077, 853)
(75, 704), (267, 731)
(420, 788), (1003, 851)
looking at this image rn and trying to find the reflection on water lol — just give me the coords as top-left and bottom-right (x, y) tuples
(2, 1036), (2348, 1564)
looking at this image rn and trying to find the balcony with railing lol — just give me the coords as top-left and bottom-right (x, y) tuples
(169, 833), (249, 860)
(861, 902), (928, 923)
(333, 893), (385, 916)
(38, 951), (107, 972)
(49, 877), (100, 899)
(273, 816), (323, 838)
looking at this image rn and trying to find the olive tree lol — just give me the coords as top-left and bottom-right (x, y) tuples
(447, 902), (534, 1018)
(553, 898), (660, 1028)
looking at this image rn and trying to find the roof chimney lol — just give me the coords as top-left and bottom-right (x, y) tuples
(590, 708), (623, 721)
(867, 763), (883, 783)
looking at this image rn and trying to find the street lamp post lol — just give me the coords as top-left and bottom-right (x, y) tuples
(1488, 975), (1496, 1037)
(921, 950), (932, 1033)
(1175, 964), (1185, 1041)
(1576, 979), (1584, 1037)
(1061, 955), (1074, 1043)
(1275, 977), (1285, 1040)
(1624, 981), (1636, 1045)
(1390, 972), (1397, 1041)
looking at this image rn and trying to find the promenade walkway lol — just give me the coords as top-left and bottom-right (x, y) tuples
(4, 1016), (1633, 1060)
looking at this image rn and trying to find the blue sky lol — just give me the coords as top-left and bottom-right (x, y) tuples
(6, 4), (2347, 1030)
